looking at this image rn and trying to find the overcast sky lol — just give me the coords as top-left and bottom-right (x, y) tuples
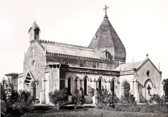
(0, 0), (168, 80)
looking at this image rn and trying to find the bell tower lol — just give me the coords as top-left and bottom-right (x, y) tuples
(28, 21), (40, 42)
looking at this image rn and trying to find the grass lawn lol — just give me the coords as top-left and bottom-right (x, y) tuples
(21, 106), (168, 117)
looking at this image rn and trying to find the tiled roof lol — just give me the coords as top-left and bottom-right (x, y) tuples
(88, 16), (126, 61)
(115, 59), (147, 71)
(39, 40), (101, 59)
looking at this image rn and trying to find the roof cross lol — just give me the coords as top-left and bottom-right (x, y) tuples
(146, 53), (149, 58)
(103, 5), (109, 17)
(147, 85), (151, 95)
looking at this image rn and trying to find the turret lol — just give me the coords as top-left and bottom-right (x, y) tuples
(28, 21), (40, 42)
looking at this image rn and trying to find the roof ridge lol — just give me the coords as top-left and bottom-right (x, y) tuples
(46, 52), (102, 61)
(39, 39), (87, 48)
(120, 61), (142, 66)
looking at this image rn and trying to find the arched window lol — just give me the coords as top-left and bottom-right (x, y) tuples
(99, 79), (101, 89)
(68, 78), (71, 95)
(84, 77), (87, 95)
(146, 71), (150, 77)
(124, 82), (130, 97)
(111, 80), (114, 94)
(31, 60), (35, 67)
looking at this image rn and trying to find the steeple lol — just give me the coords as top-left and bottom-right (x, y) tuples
(88, 6), (126, 62)
(28, 21), (40, 42)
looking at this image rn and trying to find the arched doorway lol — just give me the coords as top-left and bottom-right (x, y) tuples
(123, 82), (130, 98)
(30, 81), (36, 100)
(144, 79), (153, 101)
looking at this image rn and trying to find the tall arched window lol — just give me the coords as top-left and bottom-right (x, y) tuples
(68, 78), (71, 95)
(84, 77), (87, 95)
(124, 82), (130, 98)
(99, 79), (101, 89)
(111, 80), (114, 94)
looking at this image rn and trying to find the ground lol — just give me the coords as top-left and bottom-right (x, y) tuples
(21, 105), (168, 117)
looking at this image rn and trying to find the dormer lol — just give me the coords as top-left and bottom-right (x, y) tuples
(101, 50), (113, 60)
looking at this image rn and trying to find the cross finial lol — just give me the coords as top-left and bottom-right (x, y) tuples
(103, 5), (109, 18)
(146, 53), (149, 58)
(34, 20), (36, 24)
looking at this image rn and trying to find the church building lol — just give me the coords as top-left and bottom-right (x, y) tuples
(4, 6), (164, 104)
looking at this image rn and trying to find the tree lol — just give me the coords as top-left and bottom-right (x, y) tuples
(6, 90), (34, 116)
(1, 82), (6, 117)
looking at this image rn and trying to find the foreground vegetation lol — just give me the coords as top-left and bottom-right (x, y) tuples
(21, 106), (168, 117)
(1, 84), (168, 117)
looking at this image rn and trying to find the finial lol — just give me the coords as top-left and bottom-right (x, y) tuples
(103, 5), (109, 18)
(146, 53), (149, 58)
(119, 60), (121, 71)
(33, 20), (36, 24)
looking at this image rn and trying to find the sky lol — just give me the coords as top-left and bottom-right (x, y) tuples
(0, 0), (168, 81)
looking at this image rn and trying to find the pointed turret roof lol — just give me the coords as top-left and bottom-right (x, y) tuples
(88, 15), (126, 61)
(28, 21), (40, 33)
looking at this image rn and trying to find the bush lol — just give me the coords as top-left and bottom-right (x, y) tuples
(48, 87), (68, 110)
(149, 94), (166, 105)
(96, 89), (117, 109)
(6, 90), (34, 116)
(72, 87), (85, 109)
(118, 93), (136, 106)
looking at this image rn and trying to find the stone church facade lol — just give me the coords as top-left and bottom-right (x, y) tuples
(5, 10), (164, 104)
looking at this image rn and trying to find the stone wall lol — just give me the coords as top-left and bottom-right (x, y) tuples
(136, 60), (161, 102)
(23, 41), (45, 101)
(63, 71), (118, 103)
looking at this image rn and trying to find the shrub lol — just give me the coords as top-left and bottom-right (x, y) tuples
(6, 90), (34, 116)
(149, 94), (166, 105)
(73, 87), (85, 109)
(48, 87), (68, 110)
(96, 89), (117, 109)
(119, 93), (136, 106)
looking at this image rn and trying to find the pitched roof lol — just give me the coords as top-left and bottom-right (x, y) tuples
(88, 16), (126, 61)
(115, 59), (147, 71)
(39, 40), (101, 59)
